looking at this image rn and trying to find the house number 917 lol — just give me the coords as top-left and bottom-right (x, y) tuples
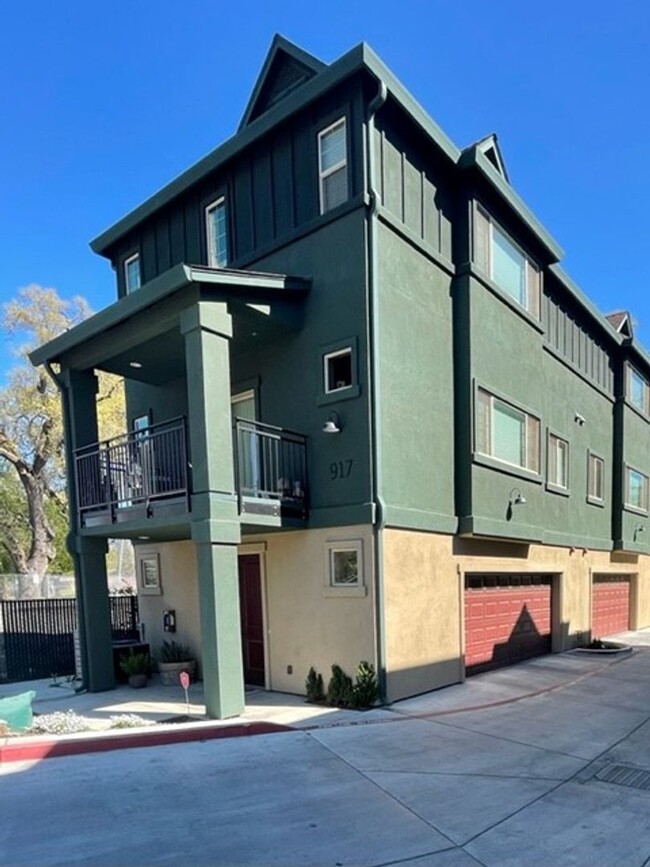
(330, 460), (353, 480)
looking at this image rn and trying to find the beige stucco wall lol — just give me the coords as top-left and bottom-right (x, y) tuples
(134, 541), (201, 672)
(382, 528), (650, 703)
(244, 524), (376, 695)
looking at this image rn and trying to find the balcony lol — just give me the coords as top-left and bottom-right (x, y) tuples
(73, 416), (308, 530)
(234, 419), (308, 521)
(74, 418), (190, 528)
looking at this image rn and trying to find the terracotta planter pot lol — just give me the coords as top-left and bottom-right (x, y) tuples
(128, 674), (148, 689)
(158, 660), (196, 686)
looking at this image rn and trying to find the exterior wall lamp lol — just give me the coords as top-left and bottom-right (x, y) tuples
(509, 488), (526, 507)
(634, 524), (646, 542)
(574, 412), (586, 425)
(322, 411), (342, 434)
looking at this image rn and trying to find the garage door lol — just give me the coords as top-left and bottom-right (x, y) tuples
(465, 574), (552, 675)
(592, 576), (630, 638)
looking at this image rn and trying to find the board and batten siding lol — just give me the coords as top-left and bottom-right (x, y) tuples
(110, 84), (366, 295)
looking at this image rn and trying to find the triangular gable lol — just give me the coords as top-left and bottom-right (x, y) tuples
(238, 34), (326, 131)
(606, 311), (633, 339)
(476, 134), (509, 182)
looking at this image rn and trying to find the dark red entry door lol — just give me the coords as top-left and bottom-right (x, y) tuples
(238, 554), (265, 686)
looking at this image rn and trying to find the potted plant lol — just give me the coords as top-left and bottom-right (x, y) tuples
(118, 650), (151, 689)
(157, 640), (196, 686)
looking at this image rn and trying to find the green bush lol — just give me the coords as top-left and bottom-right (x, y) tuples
(326, 664), (354, 708)
(158, 640), (193, 663)
(350, 660), (378, 709)
(118, 650), (151, 676)
(305, 667), (325, 703)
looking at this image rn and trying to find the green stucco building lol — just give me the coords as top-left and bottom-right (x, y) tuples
(32, 36), (650, 717)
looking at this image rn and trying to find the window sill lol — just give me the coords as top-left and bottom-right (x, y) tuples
(545, 483), (570, 498)
(472, 452), (543, 484)
(322, 585), (367, 598)
(623, 504), (648, 517)
(623, 398), (650, 424)
(460, 263), (544, 334)
(317, 385), (361, 407)
(586, 496), (605, 509)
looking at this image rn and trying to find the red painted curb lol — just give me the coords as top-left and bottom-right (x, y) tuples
(0, 721), (291, 764)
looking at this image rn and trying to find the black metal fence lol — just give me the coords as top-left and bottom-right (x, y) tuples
(0, 596), (139, 683)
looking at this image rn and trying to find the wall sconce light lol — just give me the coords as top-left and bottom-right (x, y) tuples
(508, 488), (526, 507)
(574, 412), (586, 425)
(322, 411), (342, 434)
(634, 524), (646, 542)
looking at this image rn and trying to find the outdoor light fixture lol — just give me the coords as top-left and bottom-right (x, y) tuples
(129, 361), (143, 369)
(322, 411), (342, 434)
(574, 412), (586, 425)
(508, 488), (526, 507)
(634, 524), (646, 542)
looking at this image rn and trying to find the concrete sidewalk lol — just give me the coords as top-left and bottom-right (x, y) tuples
(2, 630), (650, 865)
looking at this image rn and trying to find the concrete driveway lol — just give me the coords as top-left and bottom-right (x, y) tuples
(2, 636), (650, 866)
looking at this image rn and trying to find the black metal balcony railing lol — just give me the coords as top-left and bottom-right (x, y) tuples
(234, 419), (308, 519)
(74, 417), (190, 524)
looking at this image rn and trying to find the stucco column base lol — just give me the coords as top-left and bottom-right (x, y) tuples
(195, 541), (245, 719)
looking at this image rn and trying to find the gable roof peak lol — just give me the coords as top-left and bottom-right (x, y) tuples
(606, 310), (633, 338)
(238, 34), (326, 131)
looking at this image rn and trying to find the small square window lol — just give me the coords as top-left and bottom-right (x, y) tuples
(324, 348), (352, 393)
(324, 540), (365, 596)
(124, 253), (141, 293)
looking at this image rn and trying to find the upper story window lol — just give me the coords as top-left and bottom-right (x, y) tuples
(547, 433), (569, 490)
(625, 466), (649, 512)
(476, 388), (540, 473)
(587, 452), (605, 504)
(474, 207), (541, 318)
(205, 197), (229, 268)
(124, 253), (141, 293)
(318, 118), (348, 214)
(627, 365), (650, 415)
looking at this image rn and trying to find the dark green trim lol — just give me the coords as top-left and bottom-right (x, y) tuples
(458, 515), (544, 543)
(376, 206), (455, 277)
(549, 265), (624, 346)
(308, 503), (375, 527)
(542, 530), (612, 550)
(542, 344), (615, 402)
(30, 264), (310, 367)
(382, 506), (457, 534)
(461, 263), (545, 334)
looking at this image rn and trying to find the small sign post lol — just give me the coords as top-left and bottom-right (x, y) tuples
(179, 670), (190, 718)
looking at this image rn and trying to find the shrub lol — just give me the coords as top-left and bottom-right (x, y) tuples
(350, 660), (379, 709)
(326, 664), (354, 708)
(158, 640), (193, 663)
(305, 667), (325, 703)
(119, 650), (151, 677)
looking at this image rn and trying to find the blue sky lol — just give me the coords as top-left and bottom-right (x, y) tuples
(1, 1), (648, 374)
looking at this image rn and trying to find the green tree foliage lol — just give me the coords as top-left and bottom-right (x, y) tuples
(0, 285), (125, 596)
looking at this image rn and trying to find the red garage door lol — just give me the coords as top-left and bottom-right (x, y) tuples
(465, 574), (552, 675)
(592, 576), (630, 638)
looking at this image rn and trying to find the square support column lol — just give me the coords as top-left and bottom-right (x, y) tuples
(60, 368), (114, 691)
(182, 302), (244, 718)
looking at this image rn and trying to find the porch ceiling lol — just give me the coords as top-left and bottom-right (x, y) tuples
(29, 264), (311, 383)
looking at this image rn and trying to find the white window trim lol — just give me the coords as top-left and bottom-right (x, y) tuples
(323, 539), (367, 597)
(626, 364), (650, 415)
(625, 464), (649, 513)
(124, 252), (141, 294)
(587, 452), (605, 504)
(323, 347), (353, 394)
(318, 117), (347, 215)
(476, 206), (541, 318)
(205, 196), (228, 268)
(476, 388), (540, 474)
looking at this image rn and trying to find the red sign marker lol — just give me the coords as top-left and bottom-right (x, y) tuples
(179, 671), (190, 690)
